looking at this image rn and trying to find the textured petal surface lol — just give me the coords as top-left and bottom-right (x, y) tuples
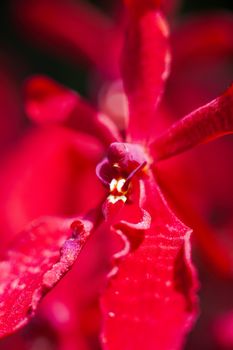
(101, 175), (198, 350)
(122, 5), (170, 141)
(151, 84), (233, 161)
(25, 75), (120, 145)
(155, 159), (233, 277)
(0, 216), (93, 338)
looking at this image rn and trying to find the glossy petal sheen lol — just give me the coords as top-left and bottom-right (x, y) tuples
(101, 177), (198, 350)
(0, 216), (92, 338)
(122, 9), (170, 141)
(151, 84), (233, 161)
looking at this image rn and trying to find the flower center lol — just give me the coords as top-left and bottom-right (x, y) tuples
(109, 178), (128, 204)
(96, 142), (148, 204)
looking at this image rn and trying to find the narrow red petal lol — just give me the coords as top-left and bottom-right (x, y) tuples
(151, 84), (233, 161)
(101, 176), (198, 350)
(0, 216), (93, 338)
(121, 6), (170, 141)
(25, 75), (121, 145)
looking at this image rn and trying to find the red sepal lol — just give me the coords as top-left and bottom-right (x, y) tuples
(121, 8), (170, 141)
(101, 176), (198, 350)
(151, 84), (233, 161)
(0, 216), (93, 338)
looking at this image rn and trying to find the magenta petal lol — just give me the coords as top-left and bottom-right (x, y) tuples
(25, 75), (78, 124)
(25, 75), (120, 145)
(121, 6), (170, 141)
(151, 84), (233, 161)
(0, 216), (93, 338)
(101, 178), (198, 350)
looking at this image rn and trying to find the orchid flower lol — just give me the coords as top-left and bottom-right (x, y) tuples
(12, 0), (233, 279)
(0, 1), (233, 349)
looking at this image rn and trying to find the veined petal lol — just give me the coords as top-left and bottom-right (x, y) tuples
(151, 84), (233, 161)
(121, 4), (170, 142)
(25, 75), (121, 145)
(155, 163), (233, 277)
(0, 216), (93, 338)
(101, 175), (198, 350)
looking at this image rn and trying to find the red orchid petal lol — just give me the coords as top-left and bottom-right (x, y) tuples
(25, 75), (121, 145)
(0, 126), (104, 247)
(151, 84), (233, 161)
(155, 163), (233, 278)
(25, 75), (78, 124)
(40, 219), (117, 350)
(101, 176), (198, 350)
(13, 0), (122, 78)
(0, 216), (93, 338)
(121, 6), (170, 141)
